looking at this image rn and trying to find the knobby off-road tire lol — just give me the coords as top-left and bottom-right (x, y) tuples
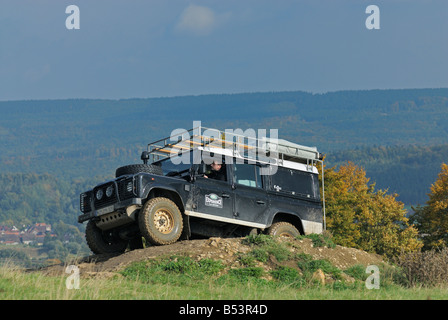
(138, 197), (183, 246)
(85, 220), (128, 254)
(266, 221), (301, 238)
(115, 164), (163, 178)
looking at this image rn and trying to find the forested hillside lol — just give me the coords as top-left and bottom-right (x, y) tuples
(0, 88), (447, 228)
(326, 144), (448, 205)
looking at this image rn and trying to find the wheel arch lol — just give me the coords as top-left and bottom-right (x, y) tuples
(145, 187), (185, 213)
(142, 186), (191, 240)
(269, 212), (304, 235)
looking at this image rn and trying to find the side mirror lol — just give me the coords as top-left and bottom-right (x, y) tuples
(141, 151), (150, 164)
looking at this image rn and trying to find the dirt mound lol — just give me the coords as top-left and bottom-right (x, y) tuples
(40, 236), (384, 278)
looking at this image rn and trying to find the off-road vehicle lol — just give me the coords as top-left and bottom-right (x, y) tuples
(78, 125), (326, 254)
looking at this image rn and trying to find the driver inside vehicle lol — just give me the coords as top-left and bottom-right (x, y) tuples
(204, 160), (226, 181)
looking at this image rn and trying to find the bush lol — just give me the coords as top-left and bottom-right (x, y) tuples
(396, 248), (448, 287)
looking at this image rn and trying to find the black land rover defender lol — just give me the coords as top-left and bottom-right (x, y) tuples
(78, 126), (325, 254)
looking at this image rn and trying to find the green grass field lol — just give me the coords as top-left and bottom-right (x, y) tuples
(1, 259), (448, 300)
(2, 235), (448, 301)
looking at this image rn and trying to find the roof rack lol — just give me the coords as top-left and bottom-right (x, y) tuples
(146, 124), (323, 166)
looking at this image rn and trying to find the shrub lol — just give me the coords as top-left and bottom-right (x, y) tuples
(396, 248), (448, 287)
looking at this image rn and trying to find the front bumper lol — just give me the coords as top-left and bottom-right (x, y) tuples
(78, 197), (142, 223)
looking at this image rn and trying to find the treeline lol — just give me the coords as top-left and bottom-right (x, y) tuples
(1, 88), (448, 162)
(325, 144), (448, 205)
(0, 173), (103, 227)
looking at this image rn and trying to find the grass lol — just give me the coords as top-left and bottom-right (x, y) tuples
(2, 235), (448, 300)
(297, 231), (336, 248)
(240, 234), (291, 264)
(2, 263), (448, 300)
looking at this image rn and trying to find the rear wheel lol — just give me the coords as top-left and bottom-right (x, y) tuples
(85, 220), (128, 254)
(266, 222), (300, 238)
(138, 197), (183, 246)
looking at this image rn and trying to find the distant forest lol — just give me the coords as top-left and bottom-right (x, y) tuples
(0, 88), (447, 228)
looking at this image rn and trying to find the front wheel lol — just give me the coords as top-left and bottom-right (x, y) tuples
(266, 222), (300, 238)
(85, 220), (128, 254)
(138, 197), (183, 246)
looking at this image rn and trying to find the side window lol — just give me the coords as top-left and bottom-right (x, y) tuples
(234, 163), (262, 188)
(198, 155), (228, 182)
(271, 167), (318, 199)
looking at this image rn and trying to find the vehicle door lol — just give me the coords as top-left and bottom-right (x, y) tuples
(191, 156), (235, 220)
(232, 162), (270, 224)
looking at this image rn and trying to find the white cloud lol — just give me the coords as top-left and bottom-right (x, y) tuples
(176, 4), (217, 36)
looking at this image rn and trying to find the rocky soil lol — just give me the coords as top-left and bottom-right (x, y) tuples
(40, 236), (385, 281)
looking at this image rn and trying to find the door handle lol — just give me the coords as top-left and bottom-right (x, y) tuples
(256, 200), (266, 205)
(221, 193), (230, 198)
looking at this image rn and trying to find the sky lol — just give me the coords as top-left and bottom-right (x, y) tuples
(0, 0), (447, 100)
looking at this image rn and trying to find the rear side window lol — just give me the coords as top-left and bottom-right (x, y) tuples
(271, 167), (319, 199)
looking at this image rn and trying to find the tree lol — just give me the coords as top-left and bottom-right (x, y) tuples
(411, 163), (448, 250)
(324, 161), (422, 258)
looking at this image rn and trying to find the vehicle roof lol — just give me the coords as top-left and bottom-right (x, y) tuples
(147, 125), (322, 175)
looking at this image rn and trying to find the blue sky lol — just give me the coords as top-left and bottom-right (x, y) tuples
(0, 0), (447, 100)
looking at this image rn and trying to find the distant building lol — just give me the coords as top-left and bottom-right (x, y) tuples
(0, 223), (53, 246)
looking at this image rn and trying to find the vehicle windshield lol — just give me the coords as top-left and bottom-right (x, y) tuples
(155, 151), (192, 179)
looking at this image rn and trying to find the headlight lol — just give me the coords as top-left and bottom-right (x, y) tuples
(96, 189), (104, 200)
(126, 181), (133, 193)
(106, 185), (114, 197)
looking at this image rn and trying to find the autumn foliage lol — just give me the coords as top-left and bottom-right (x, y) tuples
(322, 162), (422, 258)
(411, 163), (448, 250)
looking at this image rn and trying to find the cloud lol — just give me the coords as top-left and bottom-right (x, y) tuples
(176, 4), (217, 36)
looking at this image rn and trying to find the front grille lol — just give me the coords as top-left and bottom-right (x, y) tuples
(93, 182), (118, 209)
(118, 178), (135, 201)
(80, 191), (92, 213)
